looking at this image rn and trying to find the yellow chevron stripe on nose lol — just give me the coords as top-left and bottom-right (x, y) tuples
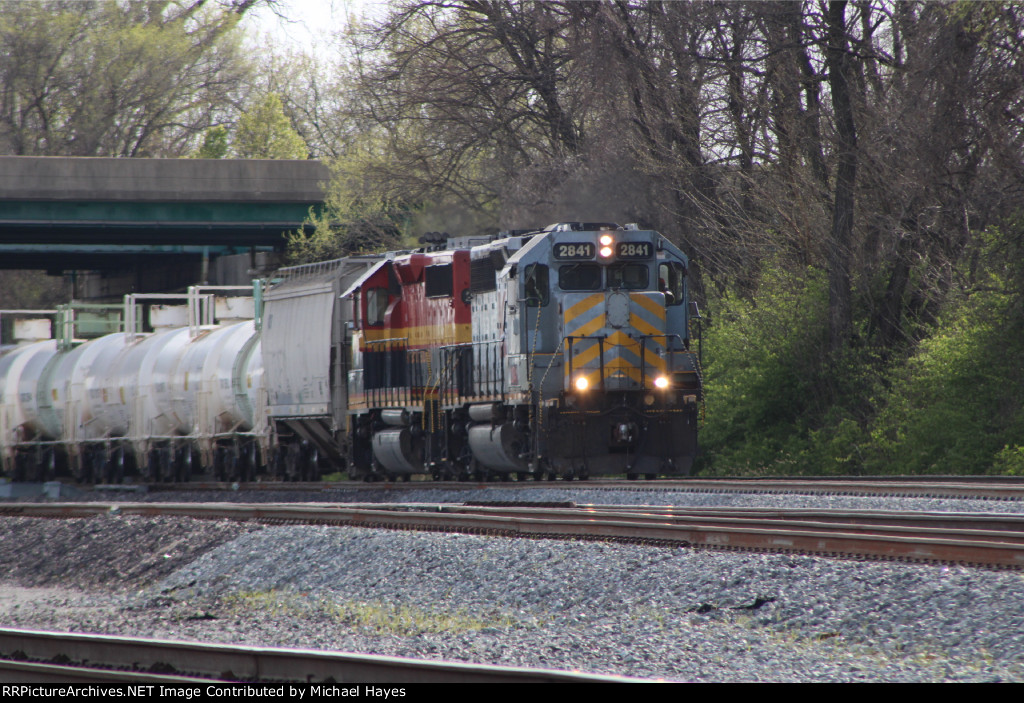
(564, 293), (604, 324)
(631, 292), (667, 319)
(570, 313), (606, 339)
(629, 313), (662, 338)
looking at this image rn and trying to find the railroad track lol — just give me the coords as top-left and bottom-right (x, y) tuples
(118, 477), (1024, 501)
(4, 501), (1024, 569)
(0, 628), (634, 683)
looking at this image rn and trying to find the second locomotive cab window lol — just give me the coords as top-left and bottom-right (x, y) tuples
(425, 263), (454, 298)
(524, 264), (549, 306)
(607, 263), (649, 290)
(558, 264), (602, 291)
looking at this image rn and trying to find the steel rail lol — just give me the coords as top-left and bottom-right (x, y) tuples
(127, 477), (1024, 500)
(0, 629), (640, 683)
(4, 502), (1024, 568)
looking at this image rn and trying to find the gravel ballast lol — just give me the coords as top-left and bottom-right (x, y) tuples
(2, 488), (1024, 682)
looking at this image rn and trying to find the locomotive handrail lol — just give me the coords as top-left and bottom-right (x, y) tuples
(364, 337), (412, 408)
(637, 333), (684, 391)
(563, 335), (607, 391)
(438, 340), (505, 403)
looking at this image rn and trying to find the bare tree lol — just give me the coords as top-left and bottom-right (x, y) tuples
(0, 0), (265, 157)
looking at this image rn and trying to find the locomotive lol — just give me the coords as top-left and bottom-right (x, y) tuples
(0, 222), (702, 483)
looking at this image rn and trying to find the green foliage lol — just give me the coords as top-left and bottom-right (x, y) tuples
(698, 266), (835, 474)
(0, 271), (67, 309)
(699, 245), (1024, 476)
(232, 93), (308, 159)
(286, 198), (410, 264)
(858, 290), (1024, 475)
(194, 125), (229, 159)
(993, 445), (1024, 476)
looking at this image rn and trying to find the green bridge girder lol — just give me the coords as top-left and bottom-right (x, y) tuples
(0, 156), (329, 272)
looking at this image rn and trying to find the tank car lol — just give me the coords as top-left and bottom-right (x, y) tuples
(0, 288), (269, 483)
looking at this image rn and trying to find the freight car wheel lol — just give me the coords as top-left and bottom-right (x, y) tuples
(226, 450), (240, 482)
(145, 450), (159, 483)
(244, 443), (259, 481)
(91, 450), (107, 484)
(39, 449), (57, 482)
(176, 447), (193, 482)
(303, 445), (319, 481)
(212, 447), (225, 482)
(159, 447), (174, 483)
(111, 448), (125, 484)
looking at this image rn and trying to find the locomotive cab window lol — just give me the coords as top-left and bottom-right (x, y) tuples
(425, 263), (454, 298)
(658, 262), (685, 306)
(558, 264), (601, 291)
(523, 263), (549, 307)
(607, 263), (649, 290)
(365, 287), (389, 326)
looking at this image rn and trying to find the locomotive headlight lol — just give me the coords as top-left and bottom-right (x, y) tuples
(599, 245), (614, 258)
(575, 376), (590, 391)
(653, 375), (670, 390)
(599, 234), (614, 246)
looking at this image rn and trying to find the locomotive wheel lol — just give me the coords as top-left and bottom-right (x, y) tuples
(626, 472), (639, 481)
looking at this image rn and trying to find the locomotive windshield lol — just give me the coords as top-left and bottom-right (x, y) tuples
(607, 263), (649, 290)
(558, 264), (601, 290)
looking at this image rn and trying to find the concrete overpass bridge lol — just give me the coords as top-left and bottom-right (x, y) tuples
(0, 156), (329, 297)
